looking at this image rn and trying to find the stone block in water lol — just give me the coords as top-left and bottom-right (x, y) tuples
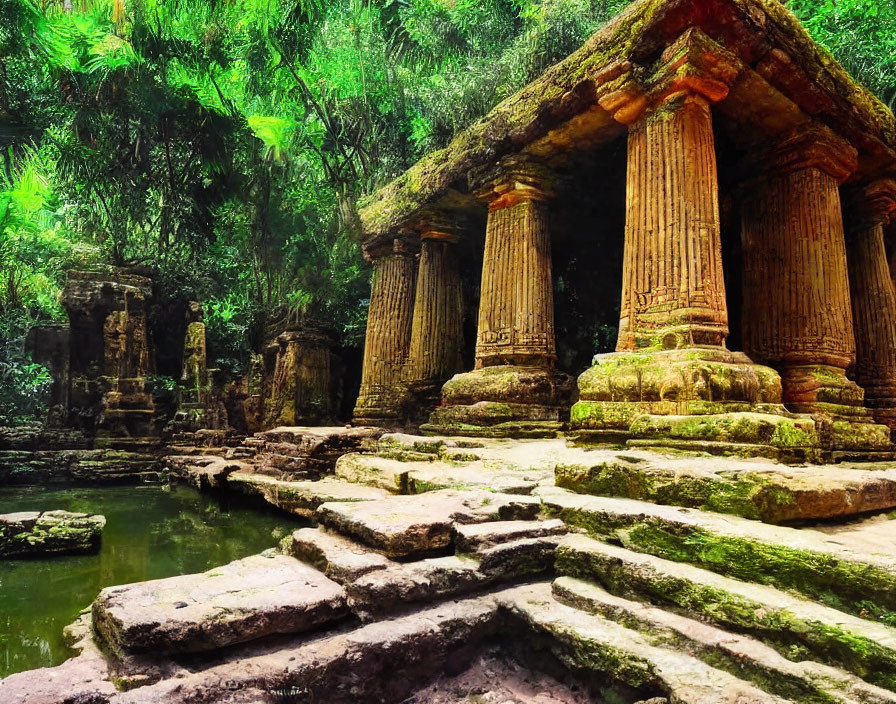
(0, 510), (105, 558)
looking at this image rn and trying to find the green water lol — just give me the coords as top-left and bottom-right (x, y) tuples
(0, 484), (304, 678)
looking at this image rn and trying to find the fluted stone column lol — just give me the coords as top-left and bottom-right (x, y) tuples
(740, 125), (890, 450)
(424, 157), (568, 436)
(572, 32), (785, 449)
(741, 126), (860, 411)
(475, 174), (555, 368)
(845, 179), (896, 429)
(618, 91), (727, 350)
(353, 239), (418, 426)
(404, 220), (464, 419)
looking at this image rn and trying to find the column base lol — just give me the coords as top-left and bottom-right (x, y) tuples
(420, 365), (572, 438)
(352, 386), (410, 429)
(569, 348), (893, 458)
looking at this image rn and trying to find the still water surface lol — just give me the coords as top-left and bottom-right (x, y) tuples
(0, 484), (303, 677)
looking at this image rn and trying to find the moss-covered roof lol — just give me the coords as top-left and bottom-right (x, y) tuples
(359, 0), (896, 245)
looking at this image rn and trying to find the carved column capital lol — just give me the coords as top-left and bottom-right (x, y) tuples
(407, 208), (462, 243)
(598, 28), (740, 126)
(362, 235), (420, 263)
(471, 155), (556, 210)
(749, 124), (858, 184)
(845, 178), (896, 229)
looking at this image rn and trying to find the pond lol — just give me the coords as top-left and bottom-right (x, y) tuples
(0, 484), (305, 678)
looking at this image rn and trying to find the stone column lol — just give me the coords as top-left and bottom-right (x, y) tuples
(353, 238), (418, 426)
(404, 216), (464, 419)
(475, 163), (555, 368)
(425, 156), (568, 437)
(617, 90), (727, 350)
(572, 31), (784, 450)
(741, 126), (860, 411)
(845, 179), (896, 429)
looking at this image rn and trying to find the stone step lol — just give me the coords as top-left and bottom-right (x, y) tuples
(537, 485), (896, 623)
(315, 489), (540, 558)
(5, 594), (502, 704)
(334, 452), (549, 495)
(553, 575), (896, 704)
(282, 527), (392, 583)
(555, 533), (896, 691)
(453, 518), (567, 552)
(92, 553), (348, 657)
(553, 448), (896, 523)
(227, 472), (389, 517)
(498, 583), (789, 704)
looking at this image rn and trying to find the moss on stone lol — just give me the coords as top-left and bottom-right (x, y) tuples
(555, 543), (896, 690)
(547, 503), (896, 627)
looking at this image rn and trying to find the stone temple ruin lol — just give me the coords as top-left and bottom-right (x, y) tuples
(10, 0), (896, 703)
(353, 0), (896, 462)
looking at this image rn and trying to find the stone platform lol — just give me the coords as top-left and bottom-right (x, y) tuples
(10, 428), (896, 702)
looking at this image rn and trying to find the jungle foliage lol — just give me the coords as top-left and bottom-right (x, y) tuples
(0, 0), (894, 423)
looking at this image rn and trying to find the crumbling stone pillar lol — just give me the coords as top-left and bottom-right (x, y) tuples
(404, 216), (464, 420)
(425, 156), (569, 437)
(62, 270), (157, 442)
(25, 324), (71, 427)
(267, 329), (333, 426)
(571, 31), (785, 450)
(353, 239), (418, 426)
(845, 179), (896, 429)
(740, 125), (890, 450)
(181, 301), (207, 402)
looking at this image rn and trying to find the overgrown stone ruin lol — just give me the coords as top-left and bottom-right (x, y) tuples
(9, 0), (896, 702)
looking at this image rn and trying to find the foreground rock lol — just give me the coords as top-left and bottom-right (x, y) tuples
(538, 485), (896, 622)
(499, 583), (786, 704)
(92, 553), (347, 656)
(553, 575), (896, 704)
(0, 510), (105, 557)
(556, 533), (896, 690)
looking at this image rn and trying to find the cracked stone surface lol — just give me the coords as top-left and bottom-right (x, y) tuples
(92, 553), (348, 655)
(316, 489), (540, 557)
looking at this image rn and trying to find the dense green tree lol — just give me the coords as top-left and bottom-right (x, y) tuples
(1, 0), (894, 423)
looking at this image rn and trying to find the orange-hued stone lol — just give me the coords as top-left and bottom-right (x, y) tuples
(475, 187), (555, 368)
(845, 179), (896, 429)
(404, 234), (464, 416)
(740, 126), (862, 413)
(353, 241), (418, 426)
(617, 92), (728, 350)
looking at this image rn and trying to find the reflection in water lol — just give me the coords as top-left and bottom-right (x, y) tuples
(0, 484), (304, 677)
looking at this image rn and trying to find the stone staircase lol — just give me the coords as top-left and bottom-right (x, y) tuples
(10, 430), (896, 703)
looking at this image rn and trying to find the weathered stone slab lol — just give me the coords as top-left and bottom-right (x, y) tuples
(555, 533), (896, 690)
(165, 454), (249, 490)
(499, 583), (787, 704)
(475, 536), (560, 576)
(316, 490), (540, 558)
(249, 426), (384, 479)
(106, 595), (500, 703)
(553, 575), (896, 704)
(553, 448), (896, 523)
(282, 527), (391, 583)
(346, 537), (558, 615)
(227, 472), (389, 517)
(336, 452), (548, 495)
(453, 519), (566, 552)
(0, 510), (105, 558)
(92, 553), (347, 656)
(346, 556), (485, 615)
(537, 485), (896, 623)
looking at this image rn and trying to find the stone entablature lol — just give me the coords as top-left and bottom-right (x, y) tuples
(351, 0), (896, 457)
